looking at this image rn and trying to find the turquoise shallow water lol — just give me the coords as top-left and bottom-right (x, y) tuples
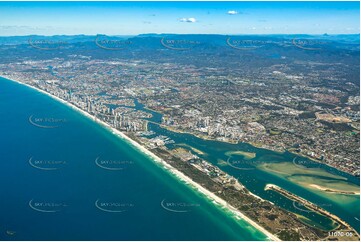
(0, 77), (268, 241)
(130, 99), (360, 233)
(147, 122), (360, 232)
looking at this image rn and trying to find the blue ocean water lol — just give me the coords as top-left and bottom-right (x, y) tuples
(0, 77), (268, 241)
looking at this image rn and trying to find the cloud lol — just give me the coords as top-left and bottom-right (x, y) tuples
(227, 10), (238, 15)
(179, 17), (197, 23)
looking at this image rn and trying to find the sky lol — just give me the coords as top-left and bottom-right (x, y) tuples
(0, 1), (359, 36)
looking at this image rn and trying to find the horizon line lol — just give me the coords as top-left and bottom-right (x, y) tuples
(1, 33), (360, 37)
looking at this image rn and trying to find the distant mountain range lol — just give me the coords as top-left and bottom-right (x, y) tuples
(0, 34), (359, 45)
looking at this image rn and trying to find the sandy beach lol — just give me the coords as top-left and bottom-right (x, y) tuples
(309, 184), (360, 195)
(1, 75), (279, 241)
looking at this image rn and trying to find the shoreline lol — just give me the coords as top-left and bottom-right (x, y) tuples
(0, 76), (279, 241)
(157, 118), (357, 178)
(134, 101), (357, 178)
(286, 149), (358, 178)
(309, 184), (360, 195)
(265, 183), (360, 240)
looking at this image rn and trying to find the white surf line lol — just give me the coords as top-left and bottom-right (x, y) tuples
(1, 76), (280, 241)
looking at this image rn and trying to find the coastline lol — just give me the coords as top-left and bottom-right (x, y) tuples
(0, 76), (279, 241)
(287, 149), (358, 178)
(265, 183), (360, 240)
(309, 184), (360, 195)
(138, 103), (357, 178)
(164, 120), (357, 178)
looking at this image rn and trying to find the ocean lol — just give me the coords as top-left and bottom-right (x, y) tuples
(0, 77), (268, 240)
